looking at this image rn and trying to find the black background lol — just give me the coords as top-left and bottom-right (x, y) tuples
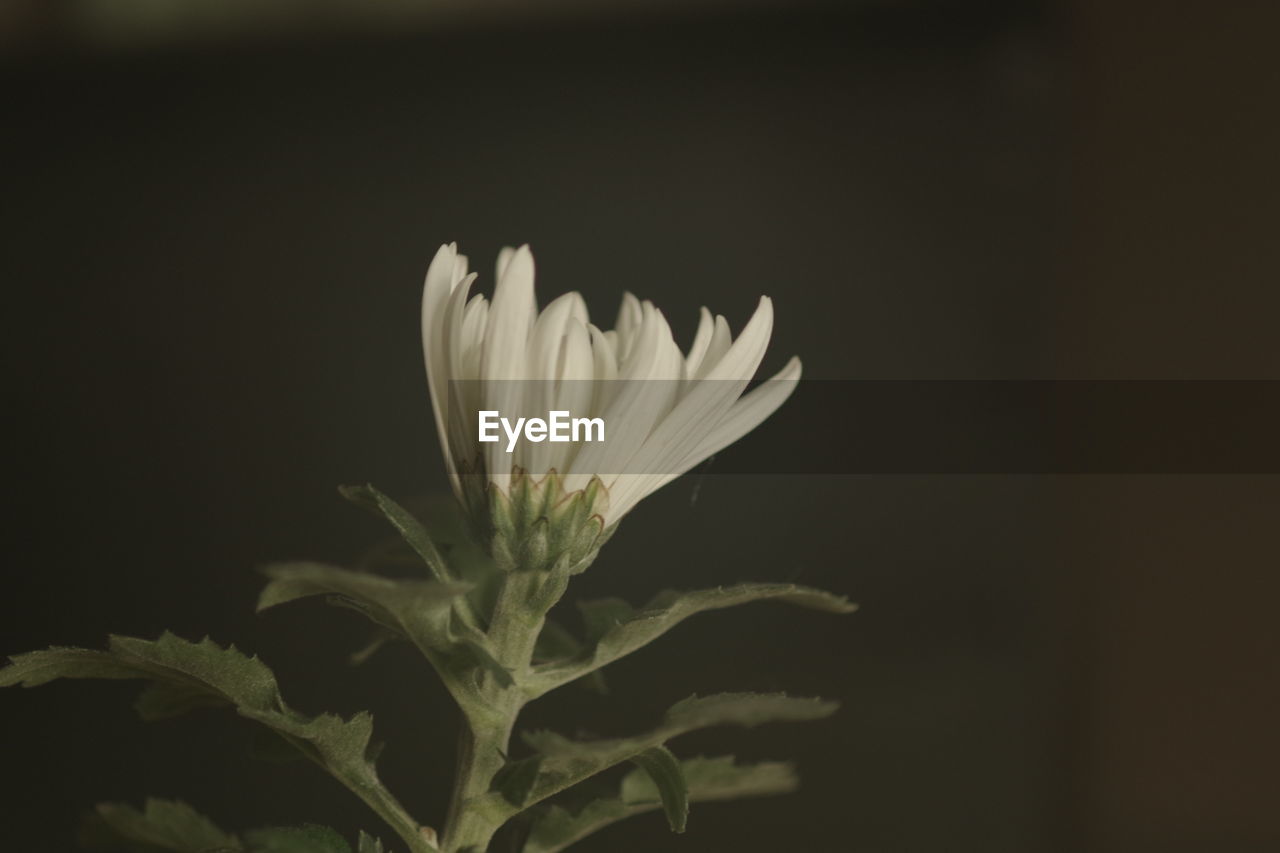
(3, 2), (1278, 851)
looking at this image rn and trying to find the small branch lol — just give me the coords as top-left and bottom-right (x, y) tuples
(287, 738), (437, 853)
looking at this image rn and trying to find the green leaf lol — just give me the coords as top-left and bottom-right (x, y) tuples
(663, 692), (840, 730)
(3, 634), (277, 713)
(91, 798), (242, 852)
(135, 680), (229, 721)
(382, 493), (504, 621)
(523, 756), (800, 853)
(257, 561), (468, 621)
(1, 634), (428, 849)
(627, 747), (687, 833)
(532, 620), (606, 695)
(243, 825), (352, 853)
(513, 692), (836, 816)
(531, 584), (856, 696)
(0, 647), (144, 686)
(622, 754), (798, 804)
(257, 561), (511, 694)
(574, 598), (635, 646)
(491, 755), (546, 808)
(338, 484), (453, 586)
(520, 800), (628, 853)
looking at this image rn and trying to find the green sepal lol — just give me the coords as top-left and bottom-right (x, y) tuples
(243, 825), (351, 853)
(522, 756), (799, 853)
(628, 746), (688, 833)
(531, 584), (856, 696)
(474, 469), (612, 574)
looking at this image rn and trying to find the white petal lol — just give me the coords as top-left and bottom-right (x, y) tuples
(422, 243), (460, 490)
(482, 245), (537, 485)
(549, 318), (595, 474)
(588, 323), (618, 384)
(496, 246), (517, 283)
(614, 292), (643, 361)
(701, 297), (773, 382)
(670, 356), (803, 482)
(569, 303), (678, 491)
(444, 282), (483, 478)
(609, 357), (801, 518)
(683, 306), (715, 379)
(610, 301), (772, 514)
(694, 314), (733, 380)
(521, 292), (583, 476)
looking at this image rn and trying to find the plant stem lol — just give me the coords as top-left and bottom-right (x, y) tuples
(441, 569), (566, 852)
(336, 768), (436, 853)
(290, 739), (435, 853)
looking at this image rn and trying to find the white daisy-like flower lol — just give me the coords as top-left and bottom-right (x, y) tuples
(421, 242), (801, 571)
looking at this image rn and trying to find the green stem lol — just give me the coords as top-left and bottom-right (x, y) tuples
(441, 570), (567, 852)
(335, 768), (436, 853)
(290, 740), (435, 853)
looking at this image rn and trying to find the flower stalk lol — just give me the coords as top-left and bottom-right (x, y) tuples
(442, 566), (569, 852)
(0, 241), (856, 853)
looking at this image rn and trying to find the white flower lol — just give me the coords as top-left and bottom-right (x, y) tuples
(421, 242), (801, 570)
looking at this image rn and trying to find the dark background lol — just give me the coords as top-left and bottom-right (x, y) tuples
(2, 1), (1277, 851)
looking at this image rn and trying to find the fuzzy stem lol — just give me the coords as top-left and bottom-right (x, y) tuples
(334, 766), (437, 852)
(441, 569), (566, 852)
(288, 738), (435, 853)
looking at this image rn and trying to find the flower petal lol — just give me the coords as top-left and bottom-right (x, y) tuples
(422, 243), (462, 488)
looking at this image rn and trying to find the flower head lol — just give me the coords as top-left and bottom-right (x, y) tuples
(422, 242), (800, 571)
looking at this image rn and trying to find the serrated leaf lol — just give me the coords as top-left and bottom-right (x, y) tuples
(257, 561), (511, 694)
(257, 561), (468, 621)
(664, 692), (839, 730)
(628, 747), (687, 833)
(520, 800), (629, 853)
(135, 680), (229, 721)
(512, 692), (836, 816)
(621, 754), (798, 804)
(3, 633), (277, 714)
(0, 647), (147, 686)
(244, 825), (351, 853)
(392, 494), (505, 620)
(532, 620), (606, 695)
(338, 484), (453, 586)
(492, 755), (545, 808)
(531, 584), (856, 696)
(524, 755), (800, 853)
(1, 634), (427, 848)
(574, 598), (635, 646)
(92, 798), (242, 852)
